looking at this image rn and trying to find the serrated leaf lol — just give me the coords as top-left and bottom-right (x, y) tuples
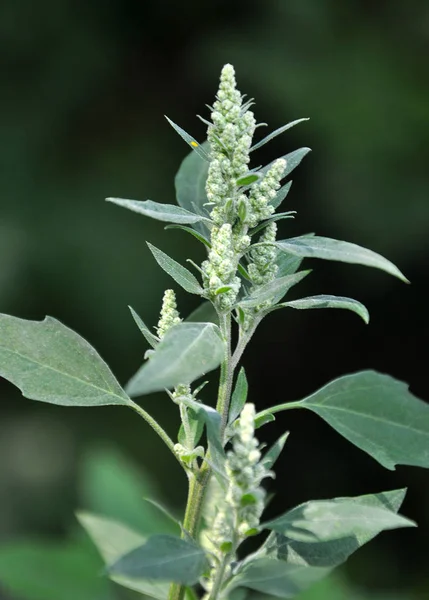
(147, 242), (203, 295)
(261, 489), (409, 568)
(262, 432), (290, 470)
(0, 314), (132, 408)
(260, 148), (312, 178)
(276, 235), (408, 283)
(297, 370), (429, 470)
(109, 534), (208, 585)
(239, 271), (311, 308)
(165, 224), (211, 248)
(126, 322), (225, 396)
(129, 306), (159, 348)
(166, 116), (210, 161)
(251, 119), (309, 152)
(277, 295), (369, 324)
(77, 512), (169, 600)
(225, 557), (330, 598)
(229, 368), (249, 424)
(271, 181), (293, 210)
(175, 146), (210, 236)
(264, 499), (415, 543)
(106, 198), (210, 225)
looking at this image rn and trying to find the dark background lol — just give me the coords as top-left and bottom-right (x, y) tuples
(1, 1), (428, 598)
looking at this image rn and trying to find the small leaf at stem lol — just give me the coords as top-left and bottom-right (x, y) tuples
(239, 271), (311, 308)
(262, 432), (290, 470)
(228, 368), (249, 424)
(251, 119), (309, 152)
(129, 306), (159, 348)
(275, 295), (369, 324)
(166, 117), (210, 162)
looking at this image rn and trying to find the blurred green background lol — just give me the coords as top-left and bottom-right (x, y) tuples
(1, 0), (428, 598)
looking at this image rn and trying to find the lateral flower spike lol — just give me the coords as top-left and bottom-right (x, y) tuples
(247, 158), (286, 227)
(156, 289), (182, 339)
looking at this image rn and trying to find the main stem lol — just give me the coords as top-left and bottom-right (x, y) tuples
(168, 312), (234, 600)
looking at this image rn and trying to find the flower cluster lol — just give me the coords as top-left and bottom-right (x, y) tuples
(156, 289), (181, 339)
(248, 222), (279, 286)
(247, 158), (286, 227)
(201, 404), (270, 572)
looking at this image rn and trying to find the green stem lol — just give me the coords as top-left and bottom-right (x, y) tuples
(168, 311), (235, 600)
(207, 554), (230, 600)
(255, 399), (304, 422)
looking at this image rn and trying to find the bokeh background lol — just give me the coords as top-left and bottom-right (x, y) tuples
(1, 1), (428, 599)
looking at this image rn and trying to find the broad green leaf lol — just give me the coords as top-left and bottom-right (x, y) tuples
(264, 499), (415, 543)
(165, 224), (211, 248)
(277, 295), (369, 324)
(251, 119), (309, 152)
(109, 534), (208, 585)
(106, 198), (210, 225)
(0, 540), (109, 600)
(298, 371), (429, 470)
(237, 173), (262, 186)
(271, 181), (293, 210)
(276, 252), (303, 278)
(165, 116), (210, 161)
(250, 212), (296, 236)
(225, 557), (330, 598)
(260, 148), (312, 178)
(147, 242), (203, 295)
(261, 489), (408, 568)
(126, 322), (225, 396)
(229, 367), (249, 424)
(77, 512), (169, 600)
(262, 432), (289, 470)
(275, 235), (408, 283)
(239, 271), (311, 308)
(180, 396), (226, 479)
(129, 306), (159, 348)
(175, 146), (210, 236)
(186, 301), (219, 326)
(0, 314), (132, 408)
(80, 447), (178, 536)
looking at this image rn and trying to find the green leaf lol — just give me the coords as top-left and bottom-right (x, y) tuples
(126, 322), (225, 396)
(276, 252), (303, 278)
(255, 413), (275, 429)
(80, 447), (178, 536)
(165, 224), (211, 248)
(106, 198), (210, 226)
(225, 557), (330, 598)
(237, 173), (262, 186)
(271, 181), (293, 210)
(166, 116), (210, 161)
(0, 314), (132, 408)
(180, 396), (226, 480)
(186, 301), (219, 326)
(264, 499), (415, 543)
(239, 271), (311, 308)
(129, 306), (159, 348)
(147, 242), (203, 295)
(229, 367), (249, 424)
(260, 148), (312, 178)
(251, 119), (310, 152)
(77, 512), (170, 600)
(178, 406), (205, 449)
(250, 212), (296, 236)
(0, 540), (109, 600)
(109, 534), (208, 585)
(261, 488), (409, 568)
(277, 295), (369, 324)
(297, 370), (429, 470)
(175, 146), (210, 236)
(275, 235), (409, 283)
(262, 432), (289, 470)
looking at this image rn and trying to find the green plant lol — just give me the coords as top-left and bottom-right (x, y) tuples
(1, 64), (428, 600)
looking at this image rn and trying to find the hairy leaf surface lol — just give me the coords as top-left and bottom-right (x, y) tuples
(106, 198), (210, 225)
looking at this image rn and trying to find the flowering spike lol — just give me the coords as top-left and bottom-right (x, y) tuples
(156, 289), (181, 339)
